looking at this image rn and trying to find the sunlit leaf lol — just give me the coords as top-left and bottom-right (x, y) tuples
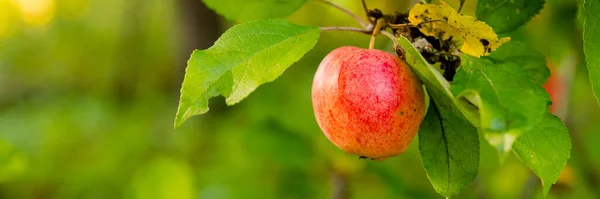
(419, 99), (479, 197)
(477, 0), (545, 33)
(452, 55), (550, 156)
(203, 0), (307, 22)
(583, 0), (600, 106)
(408, 1), (510, 57)
(175, 19), (320, 128)
(513, 113), (571, 196)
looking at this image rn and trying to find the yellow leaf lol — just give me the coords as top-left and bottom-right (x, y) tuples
(408, 1), (510, 57)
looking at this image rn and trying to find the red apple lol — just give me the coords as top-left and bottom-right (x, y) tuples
(312, 46), (426, 160)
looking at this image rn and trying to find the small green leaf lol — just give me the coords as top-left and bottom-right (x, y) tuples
(488, 40), (549, 85)
(419, 99), (479, 197)
(175, 19), (320, 128)
(452, 55), (550, 156)
(476, 0), (545, 33)
(513, 113), (571, 196)
(396, 36), (479, 197)
(584, 0), (600, 106)
(203, 0), (307, 22)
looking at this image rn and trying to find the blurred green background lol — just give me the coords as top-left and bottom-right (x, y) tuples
(0, 0), (598, 198)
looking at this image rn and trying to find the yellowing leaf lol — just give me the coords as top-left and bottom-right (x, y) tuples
(408, 1), (510, 57)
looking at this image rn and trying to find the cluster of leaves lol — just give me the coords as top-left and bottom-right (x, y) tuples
(174, 0), (600, 197)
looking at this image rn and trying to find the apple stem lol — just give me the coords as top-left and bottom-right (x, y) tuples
(369, 19), (384, 49)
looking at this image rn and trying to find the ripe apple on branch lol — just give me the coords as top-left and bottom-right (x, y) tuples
(174, 0), (575, 197)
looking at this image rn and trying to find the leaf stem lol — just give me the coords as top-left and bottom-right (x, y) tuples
(369, 19), (384, 49)
(316, 0), (369, 29)
(380, 31), (398, 45)
(320, 26), (372, 34)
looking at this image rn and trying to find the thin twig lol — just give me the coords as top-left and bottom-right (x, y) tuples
(317, 0), (369, 29)
(320, 26), (372, 34)
(361, 0), (373, 24)
(388, 23), (412, 29)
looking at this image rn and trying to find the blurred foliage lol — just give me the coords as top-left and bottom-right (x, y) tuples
(0, 0), (598, 198)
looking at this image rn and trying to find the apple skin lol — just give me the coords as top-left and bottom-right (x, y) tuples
(312, 46), (426, 160)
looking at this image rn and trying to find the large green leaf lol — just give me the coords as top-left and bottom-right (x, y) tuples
(174, 19), (320, 128)
(203, 0), (307, 22)
(584, 0), (600, 106)
(513, 113), (571, 196)
(419, 99), (479, 197)
(396, 36), (479, 197)
(488, 40), (549, 85)
(452, 55), (550, 156)
(476, 0), (545, 33)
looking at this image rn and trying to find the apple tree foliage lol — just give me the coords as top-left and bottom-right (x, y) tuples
(172, 0), (600, 197)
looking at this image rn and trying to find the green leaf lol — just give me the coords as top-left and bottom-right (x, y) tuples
(476, 0), (545, 33)
(396, 36), (479, 197)
(488, 40), (549, 85)
(419, 99), (479, 197)
(174, 19), (320, 128)
(452, 55), (550, 156)
(395, 37), (479, 124)
(513, 113), (571, 196)
(584, 0), (600, 106)
(203, 0), (307, 22)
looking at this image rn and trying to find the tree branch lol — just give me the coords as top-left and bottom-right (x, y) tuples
(361, 0), (373, 24)
(320, 26), (372, 34)
(317, 0), (369, 29)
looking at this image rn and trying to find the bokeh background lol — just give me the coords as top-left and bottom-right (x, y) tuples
(0, 0), (598, 198)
